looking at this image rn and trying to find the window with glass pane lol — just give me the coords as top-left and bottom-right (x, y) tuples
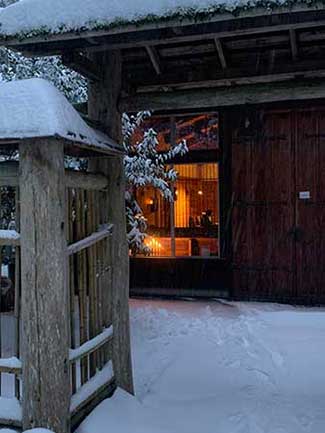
(134, 114), (219, 258)
(174, 163), (219, 257)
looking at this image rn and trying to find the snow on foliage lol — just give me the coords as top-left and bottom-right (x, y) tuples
(0, 46), (87, 105)
(0, 0), (322, 40)
(123, 112), (188, 255)
(0, 0), (86, 105)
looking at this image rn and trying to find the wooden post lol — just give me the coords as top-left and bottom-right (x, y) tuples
(19, 139), (70, 433)
(88, 50), (134, 395)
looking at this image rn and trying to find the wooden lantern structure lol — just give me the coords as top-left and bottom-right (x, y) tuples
(0, 79), (133, 433)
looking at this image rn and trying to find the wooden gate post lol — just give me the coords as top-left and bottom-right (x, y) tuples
(19, 139), (70, 433)
(89, 50), (134, 395)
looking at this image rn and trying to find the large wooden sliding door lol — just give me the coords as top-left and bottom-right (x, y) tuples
(295, 109), (325, 303)
(230, 105), (325, 303)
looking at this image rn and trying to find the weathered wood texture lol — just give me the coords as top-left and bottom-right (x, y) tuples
(229, 105), (325, 304)
(89, 50), (134, 395)
(19, 139), (70, 433)
(65, 169), (108, 191)
(120, 79), (325, 112)
(67, 224), (113, 256)
(0, 161), (108, 191)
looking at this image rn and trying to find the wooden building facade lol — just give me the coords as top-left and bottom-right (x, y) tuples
(1, 1), (325, 308)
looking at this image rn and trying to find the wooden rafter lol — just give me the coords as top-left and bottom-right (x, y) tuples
(214, 38), (227, 70)
(145, 46), (162, 75)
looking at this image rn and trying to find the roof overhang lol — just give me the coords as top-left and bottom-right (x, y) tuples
(1, 5), (325, 56)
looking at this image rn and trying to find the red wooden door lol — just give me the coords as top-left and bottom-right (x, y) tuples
(231, 106), (325, 303)
(295, 109), (325, 303)
(231, 108), (296, 301)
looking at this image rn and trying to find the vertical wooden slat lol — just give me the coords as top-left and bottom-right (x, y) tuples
(68, 189), (77, 394)
(76, 190), (88, 385)
(0, 236), (2, 396)
(94, 192), (104, 369)
(14, 185), (20, 399)
(87, 190), (97, 376)
(89, 50), (134, 394)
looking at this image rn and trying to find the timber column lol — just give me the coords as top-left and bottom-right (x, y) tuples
(88, 50), (134, 394)
(19, 139), (70, 433)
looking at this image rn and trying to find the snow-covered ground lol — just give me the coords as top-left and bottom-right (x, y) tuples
(78, 299), (325, 433)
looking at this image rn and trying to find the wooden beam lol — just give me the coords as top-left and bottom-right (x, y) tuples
(65, 170), (108, 191)
(69, 327), (113, 363)
(0, 162), (108, 190)
(19, 139), (70, 433)
(67, 224), (113, 256)
(135, 68), (325, 93)
(70, 364), (114, 414)
(71, 378), (116, 431)
(145, 46), (162, 75)
(120, 79), (325, 112)
(89, 51), (134, 395)
(214, 38), (227, 70)
(62, 51), (102, 81)
(289, 29), (298, 61)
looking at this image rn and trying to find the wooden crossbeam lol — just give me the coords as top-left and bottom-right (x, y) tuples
(67, 224), (113, 256)
(70, 363), (114, 414)
(62, 51), (102, 82)
(145, 46), (162, 75)
(214, 38), (227, 70)
(0, 162), (108, 191)
(120, 78), (325, 112)
(131, 68), (325, 94)
(65, 170), (108, 191)
(69, 327), (113, 363)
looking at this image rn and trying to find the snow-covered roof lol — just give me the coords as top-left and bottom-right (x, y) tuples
(0, 78), (121, 155)
(0, 0), (322, 41)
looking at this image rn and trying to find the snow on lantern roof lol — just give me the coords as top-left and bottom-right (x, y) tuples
(0, 78), (122, 155)
(0, 0), (322, 41)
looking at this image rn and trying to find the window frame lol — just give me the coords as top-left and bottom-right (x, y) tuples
(138, 112), (222, 260)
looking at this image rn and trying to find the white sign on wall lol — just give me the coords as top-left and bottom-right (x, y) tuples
(299, 191), (311, 200)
